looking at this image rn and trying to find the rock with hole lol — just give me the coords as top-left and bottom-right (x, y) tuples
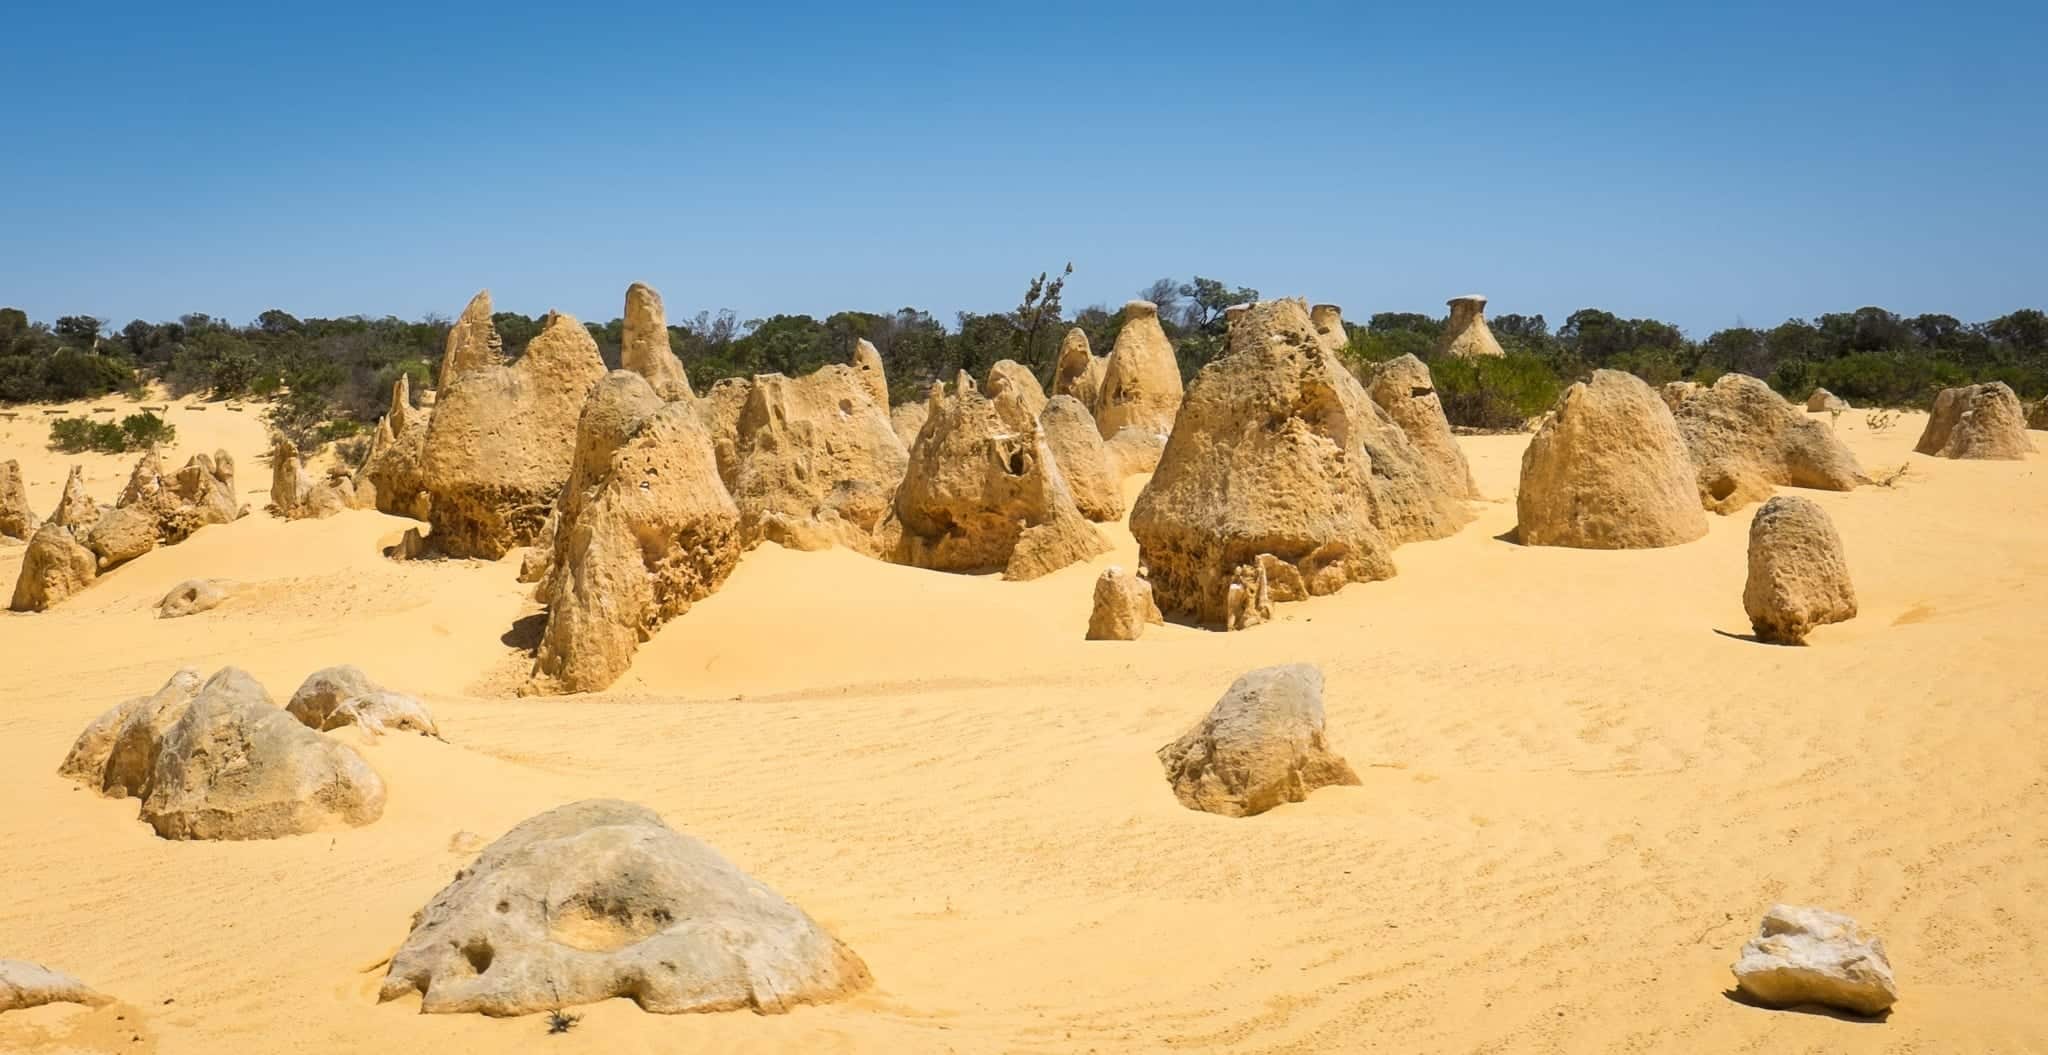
(378, 799), (870, 1016)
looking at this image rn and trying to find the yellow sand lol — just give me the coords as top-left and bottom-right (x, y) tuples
(2, 393), (2044, 1053)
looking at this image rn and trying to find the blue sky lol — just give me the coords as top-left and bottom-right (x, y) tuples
(2, 1), (2042, 336)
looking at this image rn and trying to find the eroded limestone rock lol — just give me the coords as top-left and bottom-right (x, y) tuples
(1157, 664), (1359, 817)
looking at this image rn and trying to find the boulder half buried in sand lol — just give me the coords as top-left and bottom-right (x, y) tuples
(1731, 904), (1896, 1016)
(1667, 374), (1867, 514)
(1157, 664), (1359, 817)
(378, 799), (870, 1016)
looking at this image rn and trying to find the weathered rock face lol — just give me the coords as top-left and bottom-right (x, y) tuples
(1309, 304), (1347, 355)
(1367, 354), (1478, 500)
(699, 377), (754, 486)
(890, 399), (930, 448)
(357, 375), (433, 521)
(267, 435), (343, 520)
(157, 578), (231, 619)
(1095, 301), (1184, 440)
(852, 338), (889, 412)
(890, 380), (1108, 580)
(84, 505), (156, 570)
(61, 667), (386, 840)
(1806, 388), (1849, 413)
(10, 524), (97, 612)
(621, 282), (693, 401)
(724, 355), (907, 554)
(0, 458), (36, 541)
(530, 380), (743, 695)
(1668, 374), (1869, 514)
(985, 359), (1049, 421)
(1087, 566), (1162, 641)
(1039, 395), (1123, 522)
(1914, 381), (2035, 460)
(1732, 905), (1896, 1016)
(1516, 370), (1708, 549)
(436, 289), (502, 391)
(1052, 327), (1106, 410)
(1156, 664), (1359, 817)
(421, 310), (609, 558)
(1130, 300), (1468, 626)
(1743, 496), (1856, 645)
(1102, 426), (1166, 477)
(286, 665), (439, 737)
(164, 452), (240, 539)
(2028, 396), (2048, 431)
(47, 466), (98, 533)
(0, 960), (109, 1012)
(1437, 294), (1505, 358)
(378, 799), (871, 1016)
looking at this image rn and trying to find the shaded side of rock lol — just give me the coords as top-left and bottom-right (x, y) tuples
(1039, 395), (1123, 522)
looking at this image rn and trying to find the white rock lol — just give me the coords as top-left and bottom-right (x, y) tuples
(1732, 904), (1897, 1016)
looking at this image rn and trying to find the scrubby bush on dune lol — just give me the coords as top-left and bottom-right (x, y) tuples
(48, 412), (175, 454)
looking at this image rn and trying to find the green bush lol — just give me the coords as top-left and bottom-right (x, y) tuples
(48, 412), (175, 454)
(1430, 353), (1567, 430)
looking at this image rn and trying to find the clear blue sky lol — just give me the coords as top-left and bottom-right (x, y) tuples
(3, 1), (2042, 336)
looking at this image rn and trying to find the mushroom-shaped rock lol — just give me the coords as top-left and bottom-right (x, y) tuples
(1039, 395), (1123, 522)
(1914, 381), (2035, 460)
(420, 310), (610, 558)
(1156, 664), (1359, 817)
(378, 799), (870, 1016)
(1743, 496), (1855, 645)
(287, 665), (439, 737)
(1308, 303), (1347, 354)
(0, 960), (109, 1012)
(1516, 370), (1708, 549)
(1086, 566), (1162, 640)
(357, 374), (433, 521)
(1668, 374), (1867, 514)
(157, 578), (231, 619)
(529, 381), (742, 695)
(10, 524), (97, 612)
(984, 359), (1049, 421)
(1052, 327), (1105, 409)
(725, 356), (906, 554)
(1130, 300), (1467, 626)
(436, 289), (503, 390)
(1094, 301), (1183, 440)
(46, 466), (98, 533)
(63, 667), (385, 839)
(621, 282), (693, 401)
(1437, 294), (1505, 358)
(0, 459), (37, 541)
(1732, 905), (1896, 1016)
(1806, 388), (1849, 413)
(1367, 354), (1479, 499)
(890, 381), (1108, 580)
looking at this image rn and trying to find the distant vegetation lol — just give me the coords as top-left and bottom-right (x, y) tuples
(49, 411), (176, 454)
(4, 282), (2044, 448)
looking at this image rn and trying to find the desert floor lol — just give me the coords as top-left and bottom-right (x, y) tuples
(2, 394), (2044, 1054)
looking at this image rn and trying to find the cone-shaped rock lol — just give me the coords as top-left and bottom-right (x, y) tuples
(0, 458), (38, 540)
(1052, 327), (1105, 409)
(47, 466), (98, 533)
(1367, 354), (1478, 499)
(985, 359), (1048, 421)
(436, 289), (502, 390)
(891, 382), (1108, 579)
(1039, 395), (1122, 522)
(1130, 300), (1468, 626)
(420, 310), (609, 558)
(1516, 370), (1707, 548)
(1095, 301), (1184, 440)
(528, 373), (742, 694)
(1914, 381), (2035, 459)
(10, 523), (97, 612)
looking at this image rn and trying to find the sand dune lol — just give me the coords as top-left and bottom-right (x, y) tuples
(2, 395), (2045, 1052)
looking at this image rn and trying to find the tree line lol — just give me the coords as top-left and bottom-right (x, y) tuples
(4, 280), (2045, 448)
